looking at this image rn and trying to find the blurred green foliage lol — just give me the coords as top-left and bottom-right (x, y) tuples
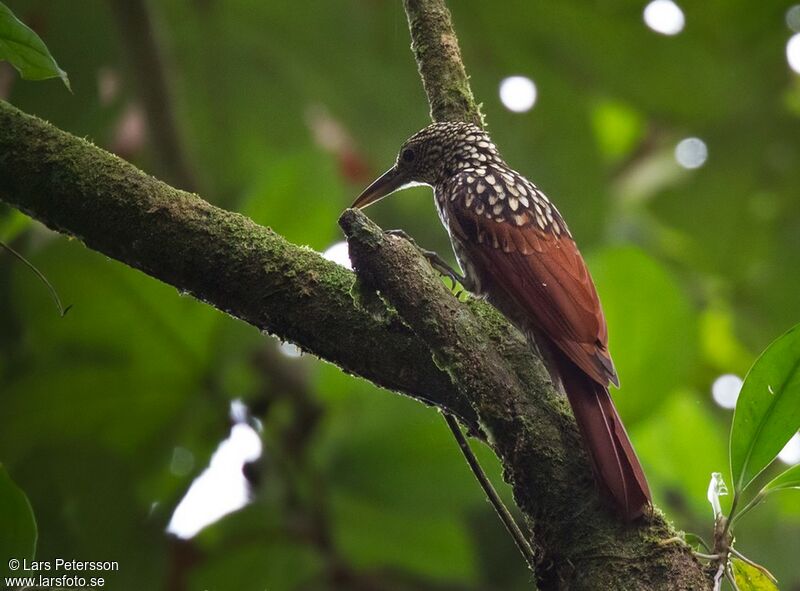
(0, 1), (69, 89)
(1, 0), (799, 589)
(0, 464), (37, 578)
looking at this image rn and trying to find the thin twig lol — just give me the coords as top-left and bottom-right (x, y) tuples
(712, 561), (726, 591)
(443, 412), (537, 573)
(0, 239), (70, 316)
(693, 536), (713, 553)
(694, 552), (722, 561)
(729, 548), (778, 583)
(726, 565), (742, 591)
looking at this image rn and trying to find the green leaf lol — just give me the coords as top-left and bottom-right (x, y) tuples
(0, 1), (70, 90)
(589, 246), (697, 422)
(0, 464), (37, 577)
(731, 557), (779, 591)
(730, 324), (800, 494)
(762, 463), (800, 495)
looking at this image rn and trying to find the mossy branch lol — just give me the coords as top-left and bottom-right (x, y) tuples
(356, 0), (708, 588)
(403, 0), (484, 127)
(0, 99), (475, 427)
(340, 210), (707, 590)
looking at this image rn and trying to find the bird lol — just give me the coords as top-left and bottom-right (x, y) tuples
(351, 121), (651, 520)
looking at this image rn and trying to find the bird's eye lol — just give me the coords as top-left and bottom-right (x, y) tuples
(401, 148), (416, 163)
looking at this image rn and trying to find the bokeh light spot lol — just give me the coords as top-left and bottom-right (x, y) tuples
(499, 76), (537, 113)
(643, 0), (685, 36)
(787, 33), (800, 74)
(169, 447), (195, 477)
(778, 432), (800, 465)
(675, 137), (708, 169)
(167, 415), (262, 539)
(323, 240), (352, 270)
(787, 5), (800, 33)
(711, 374), (742, 409)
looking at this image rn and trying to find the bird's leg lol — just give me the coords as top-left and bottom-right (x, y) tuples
(385, 229), (472, 292)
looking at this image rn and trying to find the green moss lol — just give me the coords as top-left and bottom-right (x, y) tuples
(0, 98), (467, 426)
(341, 183), (710, 589)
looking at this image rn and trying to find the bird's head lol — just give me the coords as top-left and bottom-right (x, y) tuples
(352, 121), (499, 209)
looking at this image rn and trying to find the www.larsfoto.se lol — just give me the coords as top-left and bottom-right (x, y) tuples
(5, 575), (108, 588)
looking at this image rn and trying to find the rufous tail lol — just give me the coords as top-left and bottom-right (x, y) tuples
(554, 353), (651, 520)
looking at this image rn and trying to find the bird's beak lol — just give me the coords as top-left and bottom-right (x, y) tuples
(351, 166), (406, 209)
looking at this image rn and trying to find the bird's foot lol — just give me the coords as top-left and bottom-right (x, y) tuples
(385, 229), (471, 292)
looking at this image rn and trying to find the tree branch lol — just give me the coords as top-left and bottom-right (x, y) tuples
(0, 99), (475, 427)
(340, 210), (707, 590)
(403, 0), (483, 127)
(346, 1), (708, 588)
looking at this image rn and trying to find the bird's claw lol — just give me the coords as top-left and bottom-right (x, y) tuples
(385, 228), (417, 245)
(419, 249), (466, 291)
(384, 229), (468, 292)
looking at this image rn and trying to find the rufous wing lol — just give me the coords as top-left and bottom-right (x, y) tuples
(443, 172), (650, 519)
(447, 181), (618, 388)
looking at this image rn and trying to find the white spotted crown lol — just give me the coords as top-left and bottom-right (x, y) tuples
(396, 122), (568, 236)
